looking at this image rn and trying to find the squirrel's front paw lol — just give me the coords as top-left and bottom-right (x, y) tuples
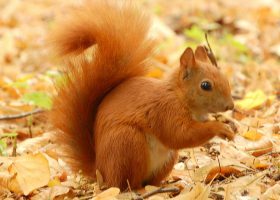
(214, 122), (235, 141)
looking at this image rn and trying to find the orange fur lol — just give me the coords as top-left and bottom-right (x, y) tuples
(50, 0), (234, 190)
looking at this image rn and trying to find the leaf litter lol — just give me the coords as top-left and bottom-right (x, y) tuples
(0, 0), (280, 199)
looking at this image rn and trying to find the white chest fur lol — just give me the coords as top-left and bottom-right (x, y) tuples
(145, 134), (174, 179)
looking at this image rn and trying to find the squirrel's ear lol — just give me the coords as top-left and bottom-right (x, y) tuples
(180, 47), (196, 69)
(194, 46), (210, 63)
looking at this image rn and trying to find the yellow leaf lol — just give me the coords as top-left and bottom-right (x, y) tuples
(7, 153), (50, 195)
(16, 74), (34, 82)
(48, 176), (61, 187)
(242, 130), (263, 141)
(235, 90), (275, 111)
(253, 163), (269, 170)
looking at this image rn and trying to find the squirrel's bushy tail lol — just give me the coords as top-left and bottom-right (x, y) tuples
(49, 0), (154, 176)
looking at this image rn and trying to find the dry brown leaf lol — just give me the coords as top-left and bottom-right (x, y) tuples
(92, 187), (120, 200)
(170, 182), (210, 200)
(59, 171), (67, 182)
(225, 172), (265, 199)
(260, 183), (280, 200)
(0, 172), (16, 190)
(245, 138), (273, 157)
(149, 196), (165, 200)
(17, 132), (54, 154)
(31, 185), (70, 200)
(0, 153), (50, 195)
(205, 166), (242, 184)
(220, 141), (257, 167)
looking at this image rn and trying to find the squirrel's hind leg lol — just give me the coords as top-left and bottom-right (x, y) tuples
(148, 151), (178, 186)
(95, 126), (149, 190)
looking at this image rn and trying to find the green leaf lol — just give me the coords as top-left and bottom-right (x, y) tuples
(9, 81), (28, 88)
(0, 140), (7, 156)
(183, 25), (205, 42)
(223, 33), (248, 54)
(1, 132), (18, 138)
(21, 91), (52, 110)
(153, 5), (162, 15)
(45, 69), (61, 79)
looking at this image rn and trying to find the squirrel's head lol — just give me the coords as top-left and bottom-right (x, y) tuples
(176, 46), (234, 114)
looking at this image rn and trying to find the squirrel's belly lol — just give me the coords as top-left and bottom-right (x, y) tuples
(145, 134), (174, 179)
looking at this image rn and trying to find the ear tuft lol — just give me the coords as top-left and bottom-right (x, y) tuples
(194, 46), (210, 62)
(180, 47), (195, 69)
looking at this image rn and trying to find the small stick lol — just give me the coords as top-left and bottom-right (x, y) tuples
(217, 155), (222, 174)
(12, 136), (17, 156)
(135, 187), (180, 200)
(0, 109), (44, 120)
(126, 179), (132, 193)
(204, 33), (218, 68)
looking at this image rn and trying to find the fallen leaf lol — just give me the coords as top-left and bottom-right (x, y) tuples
(170, 182), (210, 200)
(235, 90), (274, 111)
(242, 130), (263, 141)
(260, 183), (280, 200)
(92, 187), (120, 200)
(59, 171), (67, 182)
(149, 196), (165, 200)
(48, 176), (61, 187)
(31, 185), (70, 200)
(220, 140), (257, 168)
(0, 153), (50, 195)
(205, 166), (242, 184)
(245, 138), (273, 157)
(253, 163), (269, 170)
(21, 91), (52, 110)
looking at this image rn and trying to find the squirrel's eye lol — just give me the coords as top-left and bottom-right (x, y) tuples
(201, 81), (212, 91)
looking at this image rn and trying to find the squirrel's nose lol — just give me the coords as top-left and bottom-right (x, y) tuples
(225, 102), (234, 111)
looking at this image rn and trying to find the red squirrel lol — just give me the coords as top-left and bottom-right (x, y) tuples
(50, 0), (235, 190)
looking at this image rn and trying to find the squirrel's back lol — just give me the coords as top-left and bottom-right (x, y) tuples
(49, 0), (155, 176)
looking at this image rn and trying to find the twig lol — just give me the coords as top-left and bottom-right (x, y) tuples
(217, 155), (221, 174)
(0, 109), (44, 120)
(191, 149), (199, 168)
(257, 151), (280, 158)
(126, 179), (132, 193)
(27, 115), (34, 138)
(12, 136), (17, 157)
(204, 33), (218, 68)
(135, 187), (180, 200)
(126, 179), (137, 200)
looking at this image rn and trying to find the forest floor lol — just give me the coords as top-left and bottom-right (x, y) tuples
(0, 0), (279, 199)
